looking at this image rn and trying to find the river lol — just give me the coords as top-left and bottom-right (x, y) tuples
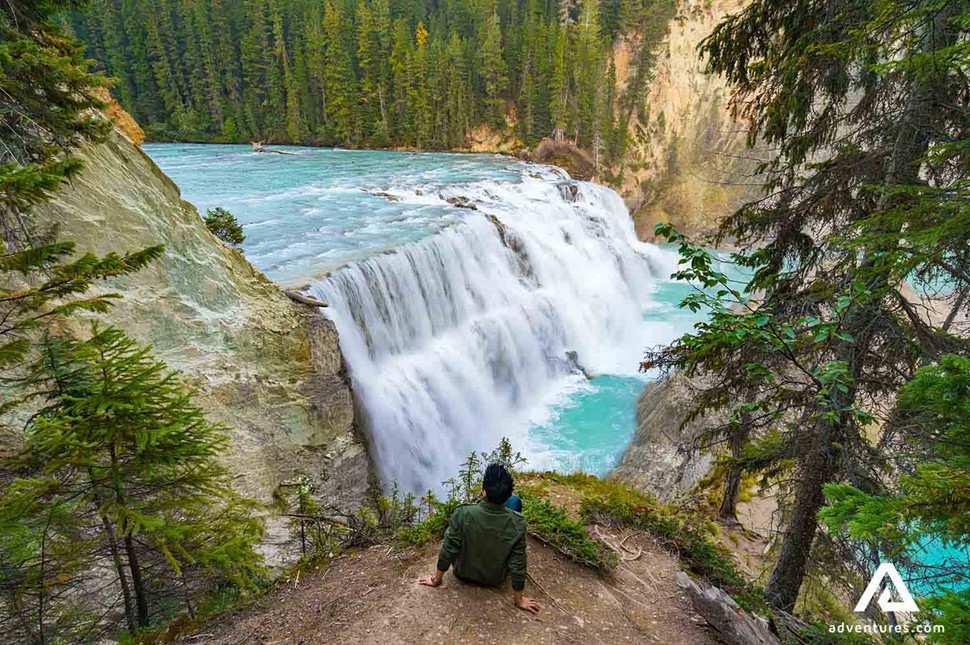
(145, 143), (700, 493)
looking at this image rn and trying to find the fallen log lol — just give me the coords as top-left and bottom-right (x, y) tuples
(676, 572), (781, 645)
(251, 141), (299, 155)
(284, 290), (328, 308)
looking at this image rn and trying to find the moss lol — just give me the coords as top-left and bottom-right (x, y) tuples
(519, 492), (617, 571)
(527, 471), (764, 610)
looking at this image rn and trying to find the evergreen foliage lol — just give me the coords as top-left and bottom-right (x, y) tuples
(203, 207), (246, 246)
(822, 355), (970, 642)
(276, 439), (615, 573)
(0, 2), (266, 641)
(647, 0), (970, 622)
(4, 327), (266, 640)
(71, 0), (676, 166)
(0, 0), (107, 248)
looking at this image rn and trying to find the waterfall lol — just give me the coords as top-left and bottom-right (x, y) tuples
(310, 175), (675, 493)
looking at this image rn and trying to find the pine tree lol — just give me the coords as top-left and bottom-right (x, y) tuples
(441, 31), (470, 148)
(281, 34), (304, 142)
(408, 21), (431, 147)
(69, 0), (634, 153)
(188, 0), (226, 132)
(822, 355), (969, 642)
(477, 10), (507, 129)
(322, 0), (358, 144)
(210, 0), (246, 138)
(304, 2), (327, 138)
(517, 56), (537, 144)
(204, 207), (246, 246)
(1, 5), (168, 640)
(356, 0), (381, 142)
(240, 0), (272, 137)
(651, 0), (970, 614)
(371, 0), (393, 142)
(22, 326), (265, 633)
(547, 21), (568, 141)
(144, 0), (189, 136)
(573, 0), (603, 147)
(262, 0), (286, 138)
(389, 17), (412, 141)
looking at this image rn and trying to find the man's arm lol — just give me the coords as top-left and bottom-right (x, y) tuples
(509, 529), (539, 613)
(418, 507), (464, 587)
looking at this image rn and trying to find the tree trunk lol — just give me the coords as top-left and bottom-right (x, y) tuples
(764, 2), (950, 611)
(720, 388), (757, 523)
(124, 532), (150, 627)
(101, 514), (137, 633)
(108, 446), (150, 627)
(763, 422), (837, 611)
(719, 417), (750, 522)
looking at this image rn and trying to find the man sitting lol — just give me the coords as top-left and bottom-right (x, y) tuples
(418, 464), (541, 614)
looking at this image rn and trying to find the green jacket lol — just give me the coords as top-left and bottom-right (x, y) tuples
(436, 499), (527, 590)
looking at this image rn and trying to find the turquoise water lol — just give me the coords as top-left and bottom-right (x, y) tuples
(907, 539), (970, 595)
(530, 280), (705, 475)
(528, 374), (644, 474)
(144, 144), (530, 285)
(145, 144), (698, 478)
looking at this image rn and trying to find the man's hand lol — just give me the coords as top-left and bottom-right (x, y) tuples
(513, 591), (540, 614)
(418, 571), (443, 587)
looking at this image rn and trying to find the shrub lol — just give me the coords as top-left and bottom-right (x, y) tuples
(204, 207), (245, 246)
(570, 475), (761, 609)
(393, 441), (614, 572)
(520, 493), (616, 570)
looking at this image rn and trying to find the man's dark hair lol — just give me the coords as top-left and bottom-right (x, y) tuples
(483, 463), (514, 504)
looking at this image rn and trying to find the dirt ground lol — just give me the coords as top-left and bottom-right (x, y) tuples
(178, 527), (720, 645)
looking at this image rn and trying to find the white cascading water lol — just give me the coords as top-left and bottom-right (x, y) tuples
(310, 174), (676, 493)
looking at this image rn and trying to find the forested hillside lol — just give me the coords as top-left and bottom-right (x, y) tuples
(72, 0), (674, 161)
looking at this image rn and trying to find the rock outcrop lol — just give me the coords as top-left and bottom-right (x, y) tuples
(610, 372), (719, 500)
(614, 0), (765, 240)
(36, 128), (373, 556)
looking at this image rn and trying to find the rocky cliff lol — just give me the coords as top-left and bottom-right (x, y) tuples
(610, 373), (718, 501)
(36, 128), (372, 555)
(614, 0), (764, 240)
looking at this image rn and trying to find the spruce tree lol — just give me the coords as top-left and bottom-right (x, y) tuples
(548, 21), (568, 141)
(441, 31), (470, 148)
(1, 5), (262, 641)
(356, 0), (383, 143)
(70, 0), (637, 152)
(262, 1), (286, 138)
(389, 17), (412, 141)
(651, 0), (970, 614)
(240, 0), (272, 137)
(322, 0), (358, 145)
(477, 10), (507, 129)
(822, 355), (969, 640)
(2, 3), (165, 640)
(407, 21), (431, 147)
(22, 326), (265, 633)
(573, 0), (603, 148)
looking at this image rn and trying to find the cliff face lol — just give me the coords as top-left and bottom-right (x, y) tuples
(36, 129), (372, 539)
(609, 373), (718, 501)
(615, 0), (763, 240)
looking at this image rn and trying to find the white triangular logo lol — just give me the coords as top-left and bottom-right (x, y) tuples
(854, 563), (919, 613)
